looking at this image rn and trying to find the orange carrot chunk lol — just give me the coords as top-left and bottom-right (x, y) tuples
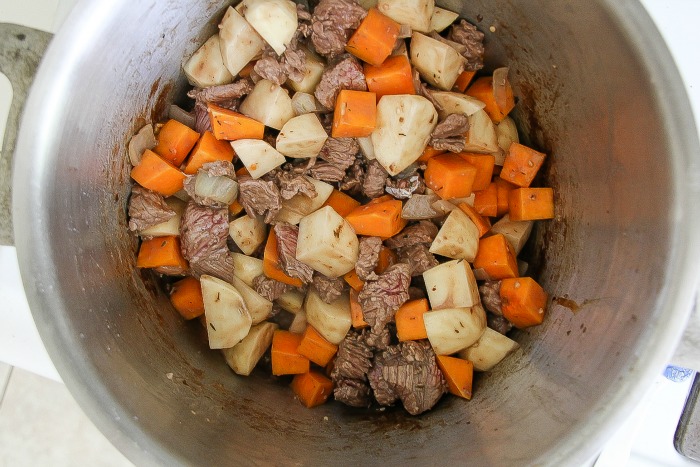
(228, 199), (244, 216)
(454, 70), (476, 92)
(436, 355), (474, 400)
(183, 131), (236, 174)
(499, 142), (546, 188)
(365, 54), (416, 101)
(424, 154), (478, 200)
(459, 153), (496, 192)
(322, 189), (362, 217)
(500, 277), (548, 328)
(169, 276), (205, 320)
(395, 299), (430, 341)
(297, 325), (339, 367)
(350, 288), (369, 329)
(332, 90), (377, 138)
(153, 119), (200, 166)
(457, 202), (492, 238)
(345, 8), (401, 66)
(208, 104), (265, 141)
(271, 330), (310, 376)
(417, 145), (445, 163)
(375, 246), (397, 274)
(291, 371), (335, 408)
(344, 269), (365, 292)
(472, 233), (519, 280)
(473, 182), (498, 217)
(131, 149), (187, 196)
(345, 198), (407, 238)
(508, 187), (555, 221)
(263, 229), (304, 287)
(136, 236), (188, 271)
(494, 178), (517, 216)
(465, 75), (515, 123)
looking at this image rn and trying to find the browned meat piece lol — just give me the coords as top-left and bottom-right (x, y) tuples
(274, 223), (314, 284)
(448, 19), (485, 71)
(253, 36), (308, 86)
(364, 326), (391, 351)
(187, 78), (255, 110)
(274, 169), (317, 200)
(237, 176), (282, 224)
(368, 340), (447, 415)
(359, 263), (411, 332)
(385, 220), (439, 249)
(128, 185), (175, 232)
(310, 0), (366, 58)
(193, 103), (212, 133)
(182, 161), (237, 208)
(312, 273), (346, 303)
(397, 243), (439, 277)
(429, 113), (469, 153)
(253, 275), (294, 301)
(385, 174), (425, 199)
(339, 157), (364, 195)
(355, 236), (382, 281)
(180, 202), (233, 281)
(488, 312), (513, 335)
(309, 161), (346, 182)
(314, 55), (367, 109)
(334, 378), (372, 408)
(362, 160), (388, 199)
(253, 54), (288, 86)
(332, 330), (374, 381)
(318, 137), (359, 171)
(413, 69), (443, 111)
(479, 280), (503, 315)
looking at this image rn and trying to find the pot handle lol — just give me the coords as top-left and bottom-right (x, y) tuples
(0, 23), (53, 246)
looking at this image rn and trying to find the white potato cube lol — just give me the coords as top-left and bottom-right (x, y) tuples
(431, 91), (486, 120)
(139, 198), (185, 237)
(296, 206), (359, 277)
(231, 276), (273, 325)
(430, 7), (459, 32)
(424, 306), (486, 355)
(378, 0), (434, 33)
(464, 109), (499, 153)
(423, 259), (480, 310)
(276, 113), (328, 159)
(276, 288), (305, 314)
(241, 0), (298, 55)
(183, 34), (234, 88)
(231, 253), (264, 287)
(490, 214), (534, 255)
(223, 321), (278, 376)
(276, 176), (334, 225)
(410, 32), (466, 90)
(459, 327), (520, 371)
(230, 139), (286, 179)
(239, 79), (295, 130)
(371, 95), (438, 176)
(287, 48), (326, 94)
(291, 92), (324, 116)
(357, 136), (376, 160)
(288, 309), (308, 334)
(304, 288), (352, 345)
(494, 116), (520, 165)
(201, 275), (252, 349)
(429, 208), (480, 261)
(218, 6), (265, 76)
(229, 215), (267, 255)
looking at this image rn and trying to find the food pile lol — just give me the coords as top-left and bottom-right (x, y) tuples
(127, 0), (555, 415)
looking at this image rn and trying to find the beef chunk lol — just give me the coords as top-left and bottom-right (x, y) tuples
(479, 280), (503, 315)
(385, 220), (438, 249)
(413, 69), (443, 111)
(364, 326), (391, 351)
(334, 378), (372, 408)
(362, 160), (388, 199)
(312, 273), (346, 303)
(397, 243), (439, 276)
(314, 55), (367, 109)
(309, 161), (346, 182)
(274, 223), (314, 284)
(488, 312), (513, 335)
(180, 202), (233, 280)
(385, 174), (425, 199)
(358, 263), (411, 332)
(355, 236), (382, 281)
(332, 330), (374, 381)
(253, 53), (288, 87)
(188, 79), (255, 133)
(310, 0), (366, 58)
(274, 169), (317, 200)
(253, 34), (308, 86)
(318, 136), (359, 171)
(368, 340), (447, 415)
(183, 161), (237, 208)
(237, 176), (282, 224)
(339, 157), (365, 195)
(128, 185), (176, 232)
(447, 19), (485, 71)
(429, 113), (469, 153)
(253, 275), (294, 301)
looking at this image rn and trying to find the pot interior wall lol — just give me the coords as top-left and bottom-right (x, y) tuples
(19, 0), (683, 465)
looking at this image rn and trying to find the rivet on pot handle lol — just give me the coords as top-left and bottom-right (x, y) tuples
(0, 23), (53, 246)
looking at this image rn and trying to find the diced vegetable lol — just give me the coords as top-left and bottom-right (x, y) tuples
(371, 94), (438, 176)
(500, 277), (548, 328)
(436, 355), (473, 399)
(418, 146), (444, 163)
(430, 7), (460, 32)
(231, 276), (273, 325)
(140, 197), (185, 237)
(395, 298), (430, 341)
(223, 321), (278, 376)
(271, 330), (309, 375)
(229, 214), (267, 256)
(345, 198), (407, 238)
(288, 310), (308, 334)
(183, 34), (234, 88)
(277, 288), (305, 315)
(490, 214), (534, 255)
(459, 327), (520, 371)
(263, 229), (304, 287)
(239, 79), (295, 130)
(377, 0), (435, 33)
(349, 288), (369, 328)
(322, 189), (362, 218)
(136, 235), (188, 271)
(410, 32), (466, 90)
(288, 48), (326, 94)
(231, 252), (264, 287)
(169, 105), (196, 130)
(276, 113), (328, 159)
(494, 116), (519, 165)
(200, 274), (252, 349)
(344, 270), (365, 292)
(208, 104), (265, 141)
(218, 6), (265, 77)
(473, 182), (498, 217)
(431, 91), (485, 120)
(423, 259), (480, 310)
(297, 325), (339, 367)
(429, 208), (480, 261)
(152, 119), (200, 166)
(465, 69), (515, 123)
(296, 206), (360, 277)
(332, 90), (377, 138)
(277, 176), (334, 224)
(290, 371), (334, 408)
(499, 142), (546, 188)
(463, 109), (498, 153)
(169, 276), (205, 320)
(304, 288), (352, 345)
(240, 0), (298, 56)
(472, 233), (519, 280)
(453, 70), (476, 92)
(128, 124), (156, 166)
(508, 187), (555, 221)
(400, 193), (451, 220)
(346, 8), (401, 66)
(364, 55), (416, 101)
(423, 306), (486, 355)
(424, 154), (478, 200)
(194, 171), (239, 205)
(183, 131), (236, 174)
(375, 246), (397, 274)
(459, 153), (496, 192)
(495, 178), (517, 216)
(230, 139), (286, 179)
(291, 92), (324, 116)
(357, 136), (376, 160)
(457, 202), (491, 238)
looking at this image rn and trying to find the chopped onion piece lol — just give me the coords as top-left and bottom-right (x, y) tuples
(291, 92), (323, 116)
(195, 172), (239, 205)
(493, 67), (510, 112)
(127, 124), (156, 166)
(168, 104), (196, 130)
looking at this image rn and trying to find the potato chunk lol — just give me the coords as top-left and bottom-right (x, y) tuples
(218, 6), (265, 77)
(223, 322), (278, 376)
(231, 276), (273, 325)
(304, 288), (352, 345)
(276, 113), (328, 159)
(230, 139), (286, 179)
(287, 48), (326, 94)
(239, 79), (295, 130)
(489, 214), (534, 255)
(229, 214), (267, 255)
(276, 176), (334, 225)
(241, 0), (298, 55)
(183, 34), (234, 88)
(201, 275), (252, 349)
(463, 109), (498, 153)
(430, 7), (459, 32)
(231, 253), (264, 287)
(423, 259), (480, 310)
(431, 91), (486, 120)
(296, 206), (359, 277)
(424, 306), (486, 355)
(459, 327), (520, 371)
(377, 0), (434, 33)
(429, 208), (480, 261)
(410, 32), (466, 90)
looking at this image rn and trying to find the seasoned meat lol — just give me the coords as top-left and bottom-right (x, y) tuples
(385, 220), (438, 249)
(397, 243), (439, 277)
(385, 174), (425, 199)
(253, 35), (308, 86)
(253, 53), (288, 87)
(358, 263), (411, 332)
(189, 79), (254, 133)
(309, 161), (346, 182)
(180, 202), (233, 281)
(364, 326), (391, 351)
(355, 236), (382, 281)
(193, 103), (212, 133)
(253, 275), (294, 301)
(314, 55), (367, 109)
(479, 280), (503, 315)
(334, 378), (372, 408)
(318, 137), (359, 171)
(182, 161), (237, 208)
(368, 341), (447, 415)
(339, 157), (365, 195)
(310, 0), (366, 58)
(274, 223), (314, 284)
(312, 273), (346, 304)
(447, 19), (485, 71)
(332, 330), (374, 381)
(362, 160), (388, 199)
(237, 176), (282, 224)
(429, 113), (469, 153)
(128, 185), (175, 232)
(488, 312), (513, 335)
(274, 169), (317, 200)
(413, 69), (443, 111)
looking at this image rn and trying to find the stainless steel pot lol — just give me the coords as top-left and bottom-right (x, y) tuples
(6, 0), (700, 465)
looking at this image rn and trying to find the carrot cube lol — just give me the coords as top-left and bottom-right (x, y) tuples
(499, 143), (546, 187)
(136, 236), (188, 271)
(208, 104), (265, 141)
(345, 198), (407, 238)
(473, 182), (498, 217)
(459, 153), (496, 191)
(494, 178), (517, 216)
(500, 277), (548, 328)
(271, 330), (309, 376)
(436, 355), (473, 400)
(297, 325), (339, 367)
(417, 145), (445, 163)
(322, 189), (361, 217)
(472, 233), (519, 280)
(169, 276), (205, 320)
(454, 70), (476, 92)
(466, 76), (515, 123)
(508, 187), (555, 221)
(153, 119), (200, 166)
(457, 202), (492, 238)
(395, 299), (430, 341)
(424, 154), (478, 200)
(365, 55), (416, 101)
(183, 130), (236, 174)
(350, 288), (369, 329)
(291, 371), (334, 408)
(344, 269), (365, 292)
(131, 149), (187, 197)
(345, 8), (401, 66)
(375, 246), (397, 274)
(332, 90), (377, 138)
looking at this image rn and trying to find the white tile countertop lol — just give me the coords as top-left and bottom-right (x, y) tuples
(0, 0), (699, 465)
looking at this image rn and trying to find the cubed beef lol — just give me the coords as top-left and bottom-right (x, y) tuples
(488, 312), (513, 335)
(128, 185), (176, 232)
(314, 55), (367, 109)
(358, 263), (411, 332)
(384, 220), (438, 249)
(274, 168), (318, 200)
(253, 275), (294, 301)
(237, 176), (282, 224)
(397, 243), (439, 277)
(180, 202), (233, 281)
(362, 160), (388, 199)
(310, 0), (366, 58)
(385, 174), (425, 199)
(334, 378), (372, 408)
(339, 157), (365, 195)
(429, 113), (470, 153)
(311, 273), (346, 304)
(274, 223), (314, 284)
(355, 236), (382, 281)
(447, 19), (485, 71)
(479, 280), (503, 315)
(309, 161), (346, 182)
